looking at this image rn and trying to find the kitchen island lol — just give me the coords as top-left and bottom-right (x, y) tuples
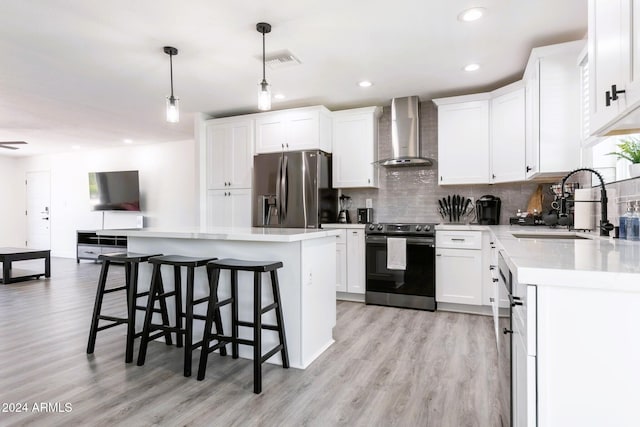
(97, 226), (341, 370)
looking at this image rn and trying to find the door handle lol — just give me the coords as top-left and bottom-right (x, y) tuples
(503, 328), (513, 335)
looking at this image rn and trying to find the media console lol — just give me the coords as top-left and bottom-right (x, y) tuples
(76, 230), (127, 262)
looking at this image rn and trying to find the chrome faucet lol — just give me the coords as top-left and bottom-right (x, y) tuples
(559, 168), (614, 236)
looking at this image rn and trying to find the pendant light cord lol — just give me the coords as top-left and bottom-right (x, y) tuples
(262, 30), (266, 83)
(169, 53), (175, 98)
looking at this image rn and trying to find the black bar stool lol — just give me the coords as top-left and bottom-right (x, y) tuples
(197, 259), (289, 394)
(87, 252), (170, 363)
(136, 255), (227, 377)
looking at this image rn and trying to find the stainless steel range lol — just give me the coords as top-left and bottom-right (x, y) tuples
(365, 223), (437, 311)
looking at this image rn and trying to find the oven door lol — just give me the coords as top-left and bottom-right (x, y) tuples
(365, 235), (436, 310)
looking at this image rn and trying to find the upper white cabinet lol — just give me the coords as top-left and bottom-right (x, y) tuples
(523, 41), (583, 179)
(255, 106), (332, 154)
(491, 84), (526, 183)
(588, 0), (640, 135)
(206, 118), (253, 189)
(332, 106), (382, 188)
(435, 96), (491, 185)
(435, 85), (525, 185)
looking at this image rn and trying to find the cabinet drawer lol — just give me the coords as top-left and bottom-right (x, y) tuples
(436, 231), (482, 249)
(334, 229), (347, 244)
(77, 245), (101, 259)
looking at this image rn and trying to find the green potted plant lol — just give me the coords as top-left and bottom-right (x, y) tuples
(607, 136), (640, 178)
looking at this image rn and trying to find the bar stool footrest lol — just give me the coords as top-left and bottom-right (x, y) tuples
(261, 344), (284, 364)
(96, 321), (126, 332)
(103, 286), (127, 294)
(236, 320), (280, 331)
(261, 302), (278, 314)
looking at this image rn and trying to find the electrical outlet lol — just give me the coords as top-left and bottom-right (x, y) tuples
(365, 198), (373, 208)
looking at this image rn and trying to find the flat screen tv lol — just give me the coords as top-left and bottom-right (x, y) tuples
(89, 170), (141, 211)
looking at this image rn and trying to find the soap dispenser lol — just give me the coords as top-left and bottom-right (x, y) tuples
(627, 201), (640, 241)
(620, 202), (634, 239)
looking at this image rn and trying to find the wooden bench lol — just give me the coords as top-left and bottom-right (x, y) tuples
(0, 247), (51, 284)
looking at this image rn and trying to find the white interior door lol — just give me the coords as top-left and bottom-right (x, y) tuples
(26, 171), (51, 249)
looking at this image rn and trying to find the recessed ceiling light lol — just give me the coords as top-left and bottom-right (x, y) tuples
(358, 81), (373, 88)
(123, 139), (133, 144)
(274, 93), (285, 100)
(464, 63), (480, 72)
(458, 7), (485, 22)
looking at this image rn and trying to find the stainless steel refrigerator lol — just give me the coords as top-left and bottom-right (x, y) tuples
(253, 150), (337, 228)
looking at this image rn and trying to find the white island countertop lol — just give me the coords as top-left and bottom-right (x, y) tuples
(97, 226), (342, 243)
(436, 224), (640, 291)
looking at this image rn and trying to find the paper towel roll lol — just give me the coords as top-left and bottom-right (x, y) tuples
(574, 188), (595, 230)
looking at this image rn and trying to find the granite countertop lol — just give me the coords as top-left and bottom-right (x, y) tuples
(436, 223), (640, 291)
(96, 226), (341, 243)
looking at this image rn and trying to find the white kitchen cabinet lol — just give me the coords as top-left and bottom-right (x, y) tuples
(523, 41), (583, 178)
(490, 85), (526, 183)
(435, 97), (490, 185)
(206, 189), (251, 227)
(324, 225), (366, 298)
(332, 106), (382, 188)
(587, 0), (640, 135)
(335, 230), (347, 293)
(255, 106), (332, 154)
(345, 229), (365, 294)
(436, 230), (483, 305)
(206, 118), (253, 189)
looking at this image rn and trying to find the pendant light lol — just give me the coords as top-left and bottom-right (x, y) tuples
(164, 46), (179, 123)
(256, 22), (272, 111)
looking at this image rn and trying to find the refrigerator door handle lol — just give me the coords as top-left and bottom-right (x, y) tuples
(281, 155), (289, 220)
(276, 155), (283, 223)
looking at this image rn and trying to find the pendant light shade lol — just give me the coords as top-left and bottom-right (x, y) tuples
(256, 22), (272, 111)
(164, 46), (179, 123)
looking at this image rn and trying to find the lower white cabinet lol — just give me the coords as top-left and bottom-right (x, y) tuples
(436, 229), (485, 307)
(435, 247), (483, 305)
(325, 226), (365, 296)
(345, 229), (365, 294)
(206, 189), (251, 227)
(335, 230), (347, 292)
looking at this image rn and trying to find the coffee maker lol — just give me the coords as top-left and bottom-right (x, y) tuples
(476, 195), (501, 225)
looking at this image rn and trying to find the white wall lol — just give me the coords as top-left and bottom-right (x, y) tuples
(0, 155), (28, 246)
(3, 139), (198, 258)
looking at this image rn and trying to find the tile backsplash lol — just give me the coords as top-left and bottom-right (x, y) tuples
(340, 101), (555, 224)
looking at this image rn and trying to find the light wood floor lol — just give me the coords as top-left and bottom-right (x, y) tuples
(0, 258), (503, 427)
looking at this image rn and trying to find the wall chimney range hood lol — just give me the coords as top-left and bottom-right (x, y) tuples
(377, 96), (433, 167)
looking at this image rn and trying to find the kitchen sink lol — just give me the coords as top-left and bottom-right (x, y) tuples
(511, 233), (590, 240)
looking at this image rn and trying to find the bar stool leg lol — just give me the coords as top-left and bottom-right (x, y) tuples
(253, 271), (262, 394)
(137, 263), (161, 366)
(231, 269), (239, 359)
(87, 260), (111, 354)
(173, 266), (183, 348)
(154, 271), (173, 346)
(270, 270), (290, 368)
(197, 266), (220, 380)
(125, 261), (139, 363)
(184, 266), (195, 377)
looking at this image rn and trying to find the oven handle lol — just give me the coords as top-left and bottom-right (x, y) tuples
(365, 236), (435, 246)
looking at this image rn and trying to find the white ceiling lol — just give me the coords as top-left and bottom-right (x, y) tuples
(0, 0), (587, 157)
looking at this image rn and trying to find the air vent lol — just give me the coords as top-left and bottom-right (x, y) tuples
(264, 50), (301, 69)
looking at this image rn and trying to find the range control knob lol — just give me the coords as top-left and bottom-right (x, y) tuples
(424, 225), (431, 231)
(377, 225), (384, 231)
(368, 224), (375, 231)
(416, 225), (422, 232)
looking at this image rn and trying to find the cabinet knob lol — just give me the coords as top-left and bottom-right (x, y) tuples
(440, 176), (443, 181)
(492, 174), (496, 179)
(368, 178), (370, 184)
(489, 297), (494, 303)
(503, 328), (513, 335)
(526, 166), (532, 172)
(492, 278), (499, 283)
